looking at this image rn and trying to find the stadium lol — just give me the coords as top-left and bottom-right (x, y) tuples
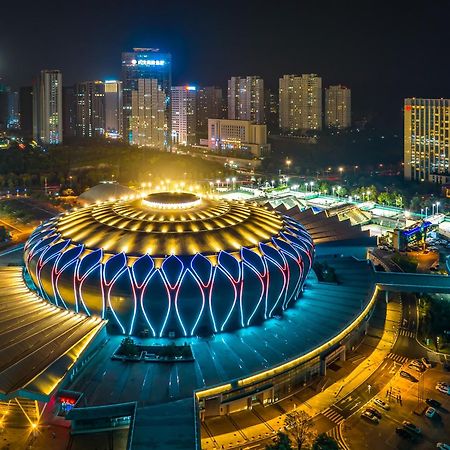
(4, 188), (432, 449)
(23, 192), (314, 337)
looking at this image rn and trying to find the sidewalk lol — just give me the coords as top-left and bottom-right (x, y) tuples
(201, 297), (402, 449)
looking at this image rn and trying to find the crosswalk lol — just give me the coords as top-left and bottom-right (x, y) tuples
(322, 407), (344, 425)
(387, 352), (409, 364)
(399, 329), (415, 338)
(327, 426), (342, 445)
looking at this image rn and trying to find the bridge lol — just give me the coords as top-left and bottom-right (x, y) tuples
(375, 270), (450, 294)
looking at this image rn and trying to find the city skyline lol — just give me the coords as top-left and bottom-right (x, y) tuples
(1, 0), (450, 129)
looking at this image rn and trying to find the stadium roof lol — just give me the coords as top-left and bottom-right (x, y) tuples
(0, 267), (105, 401)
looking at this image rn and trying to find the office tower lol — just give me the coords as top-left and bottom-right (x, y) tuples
(265, 88), (279, 132)
(130, 79), (166, 147)
(7, 91), (19, 129)
(208, 118), (271, 157)
(104, 80), (123, 139)
(0, 83), (9, 131)
(19, 87), (33, 135)
(33, 70), (63, 144)
(122, 48), (171, 145)
(404, 98), (450, 183)
(171, 86), (197, 145)
(228, 76), (264, 124)
(196, 86), (223, 139)
(75, 81), (105, 137)
(62, 86), (77, 139)
(279, 74), (322, 133)
(325, 85), (351, 129)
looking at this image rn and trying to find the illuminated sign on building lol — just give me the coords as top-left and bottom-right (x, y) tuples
(131, 59), (166, 66)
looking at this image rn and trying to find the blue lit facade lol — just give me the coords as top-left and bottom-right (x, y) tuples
(23, 198), (314, 338)
(121, 48), (172, 146)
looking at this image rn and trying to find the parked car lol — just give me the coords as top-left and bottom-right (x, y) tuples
(396, 427), (414, 439)
(426, 398), (441, 408)
(436, 443), (450, 450)
(361, 410), (379, 423)
(402, 420), (421, 434)
(400, 371), (418, 382)
(365, 407), (382, 419)
(425, 407), (436, 418)
(435, 384), (450, 395)
(437, 381), (449, 388)
(421, 357), (431, 368)
(373, 398), (390, 410)
(409, 363), (425, 373)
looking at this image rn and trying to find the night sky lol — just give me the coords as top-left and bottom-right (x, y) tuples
(1, 0), (449, 129)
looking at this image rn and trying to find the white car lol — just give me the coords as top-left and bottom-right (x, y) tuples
(435, 384), (450, 395)
(437, 444), (450, 450)
(373, 398), (390, 410)
(425, 407), (436, 418)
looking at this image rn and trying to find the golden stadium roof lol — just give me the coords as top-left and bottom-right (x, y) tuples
(56, 192), (284, 257)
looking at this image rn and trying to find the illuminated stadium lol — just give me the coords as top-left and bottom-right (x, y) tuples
(6, 189), (434, 449)
(23, 192), (314, 338)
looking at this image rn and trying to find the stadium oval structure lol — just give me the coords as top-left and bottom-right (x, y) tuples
(24, 192), (315, 338)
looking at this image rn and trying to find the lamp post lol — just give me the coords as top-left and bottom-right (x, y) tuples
(310, 181), (314, 193)
(425, 206), (428, 219)
(332, 186), (336, 197)
(305, 182), (308, 193)
(436, 202), (440, 215)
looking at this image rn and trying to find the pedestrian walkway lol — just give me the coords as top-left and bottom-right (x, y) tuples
(322, 407), (344, 425)
(387, 352), (409, 364)
(398, 329), (415, 338)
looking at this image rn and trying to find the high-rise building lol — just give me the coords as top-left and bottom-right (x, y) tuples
(0, 83), (10, 131)
(62, 86), (77, 139)
(404, 98), (450, 183)
(122, 48), (171, 145)
(33, 70), (63, 144)
(196, 86), (223, 139)
(130, 79), (166, 147)
(279, 74), (322, 133)
(325, 85), (351, 129)
(104, 80), (123, 139)
(7, 91), (19, 129)
(228, 76), (264, 124)
(19, 87), (33, 135)
(171, 86), (197, 145)
(75, 81), (105, 138)
(208, 118), (271, 157)
(265, 88), (279, 132)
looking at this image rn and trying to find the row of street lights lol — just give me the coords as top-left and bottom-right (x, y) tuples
(421, 202), (440, 219)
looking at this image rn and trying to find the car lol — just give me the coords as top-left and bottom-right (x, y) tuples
(400, 371), (418, 382)
(426, 398), (441, 408)
(408, 363), (425, 373)
(437, 381), (449, 388)
(361, 410), (379, 423)
(425, 407), (436, 418)
(396, 427), (414, 439)
(402, 420), (421, 434)
(421, 357), (432, 368)
(373, 398), (390, 410)
(365, 407), (382, 419)
(437, 444), (450, 450)
(435, 384), (450, 394)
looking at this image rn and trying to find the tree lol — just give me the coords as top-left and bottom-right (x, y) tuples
(312, 433), (339, 450)
(266, 432), (293, 450)
(284, 410), (315, 450)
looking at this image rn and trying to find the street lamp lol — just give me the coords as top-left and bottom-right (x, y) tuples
(332, 186), (336, 197)
(436, 202), (440, 215)
(305, 182), (308, 192)
(309, 181), (314, 193)
(336, 185), (341, 198)
(286, 158), (292, 171)
(425, 206), (428, 219)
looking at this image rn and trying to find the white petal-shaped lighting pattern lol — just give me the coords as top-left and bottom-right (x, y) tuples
(24, 193), (315, 337)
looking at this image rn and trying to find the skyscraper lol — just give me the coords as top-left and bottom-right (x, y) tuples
(196, 86), (223, 139)
(325, 85), (351, 129)
(104, 80), (123, 139)
(75, 81), (105, 138)
(122, 48), (171, 146)
(171, 86), (197, 145)
(228, 76), (264, 124)
(33, 70), (63, 144)
(130, 79), (166, 147)
(279, 74), (322, 133)
(0, 83), (9, 131)
(404, 98), (450, 183)
(19, 86), (33, 135)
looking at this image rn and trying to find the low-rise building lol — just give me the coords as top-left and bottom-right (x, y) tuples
(207, 118), (270, 157)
